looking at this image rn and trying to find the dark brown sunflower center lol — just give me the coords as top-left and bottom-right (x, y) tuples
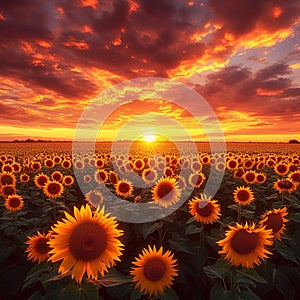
(135, 161), (143, 168)
(196, 202), (213, 217)
(235, 169), (244, 177)
(291, 173), (300, 183)
(3, 186), (15, 196)
(278, 180), (293, 189)
(245, 173), (255, 182)
(36, 238), (51, 254)
(38, 176), (47, 186)
(53, 174), (62, 181)
(191, 175), (203, 186)
(230, 229), (259, 254)
(244, 161), (252, 168)
(46, 160), (53, 167)
(64, 177), (72, 184)
(90, 193), (102, 204)
(145, 171), (155, 181)
(47, 183), (61, 194)
(144, 258), (166, 281)
(69, 223), (107, 261)
(1, 175), (14, 185)
(157, 183), (173, 199)
(119, 182), (130, 193)
(9, 197), (21, 208)
(237, 190), (250, 201)
(277, 165), (287, 173)
(229, 161), (237, 168)
(264, 213), (283, 233)
(256, 175), (264, 182)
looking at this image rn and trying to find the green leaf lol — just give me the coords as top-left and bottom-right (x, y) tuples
(27, 290), (43, 300)
(186, 216), (196, 224)
(80, 281), (99, 300)
(160, 288), (179, 300)
(203, 259), (231, 280)
(168, 234), (195, 254)
(0, 244), (14, 263)
(142, 222), (163, 240)
(275, 269), (295, 300)
(237, 268), (268, 284)
(130, 288), (143, 300)
(185, 224), (203, 235)
(61, 282), (81, 300)
(210, 283), (235, 300)
(239, 288), (262, 300)
(288, 212), (300, 223)
(275, 241), (299, 264)
(23, 262), (50, 290)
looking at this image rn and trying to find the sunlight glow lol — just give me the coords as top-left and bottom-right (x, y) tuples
(143, 134), (157, 143)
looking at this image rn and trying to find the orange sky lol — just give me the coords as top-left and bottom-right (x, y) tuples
(0, 0), (299, 142)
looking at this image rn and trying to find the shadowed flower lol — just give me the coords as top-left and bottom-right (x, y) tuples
(217, 222), (273, 268)
(189, 194), (221, 224)
(130, 245), (178, 298)
(4, 194), (24, 211)
(259, 207), (288, 241)
(26, 231), (52, 263)
(233, 186), (254, 206)
(273, 178), (297, 193)
(43, 180), (64, 199)
(48, 205), (124, 283)
(152, 177), (181, 208)
(115, 179), (133, 198)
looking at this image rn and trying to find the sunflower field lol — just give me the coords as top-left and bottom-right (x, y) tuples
(0, 141), (300, 300)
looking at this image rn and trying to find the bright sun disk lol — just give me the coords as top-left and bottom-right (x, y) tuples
(144, 134), (156, 143)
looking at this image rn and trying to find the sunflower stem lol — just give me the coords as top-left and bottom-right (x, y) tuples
(237, 205), (242, 223)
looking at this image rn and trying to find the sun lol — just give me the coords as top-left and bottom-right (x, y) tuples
(144, 134), (157, 143)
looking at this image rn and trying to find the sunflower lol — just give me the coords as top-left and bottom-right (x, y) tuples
(53, 156), (62, 164)
(152, 177), (181, 208)
(94, 170), (108, 184)
(48, 205), (124, 283)
(191, 161), (202, 172)
(108, 171), (119, 185)
(74, 160), (85, 170)
(85, 190), (104, 207)
(233, 168), (244, 179)
(217, 222), (273, 268)
(133, 159), (145, 171)
(12, 162), (21, 173)
(274, 163), (289, 176)
(34, 173), (50, 189)
(175, 175), (187, 191)
(84, 174), (92, 183)
(44, 158), (55, 169)
(164, 167), (174, 178)
(227, 159), (238, 170)
(259, 207), (288, 241)
(233, 186), (254, 206)
(43, 180), (64, 199)
(189, 194), (221, 224)
(266, 159), (276, 168)
(243, 171), (257, 184)
(51, 171), (63, 182)
(26, 231), (52, 263)
(61, 159), (72, 169)
(20, 173), (30, 183)
(4, 194), (24, 211)
(273, 178), (297, 193)
(188, 172), (206, 188)
(255, 172), (267, 184)
(288, 170), (300, 186)
(62, 175), (74, 186)
(201, 155), (210, 164)
(1, 184), (17, 198)
(130, 245), (178, 298)
(115, 179), (133, 198)
(31, 161), (42, 171)
(215, 161), (226, 172)
(142, 168), (158, 184)
(243, 159), (255, 170)
(0, 172), (16, 186)
(2, 164), (13, 173)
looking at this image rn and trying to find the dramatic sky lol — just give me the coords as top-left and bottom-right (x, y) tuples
(0, 0), (299, 142)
